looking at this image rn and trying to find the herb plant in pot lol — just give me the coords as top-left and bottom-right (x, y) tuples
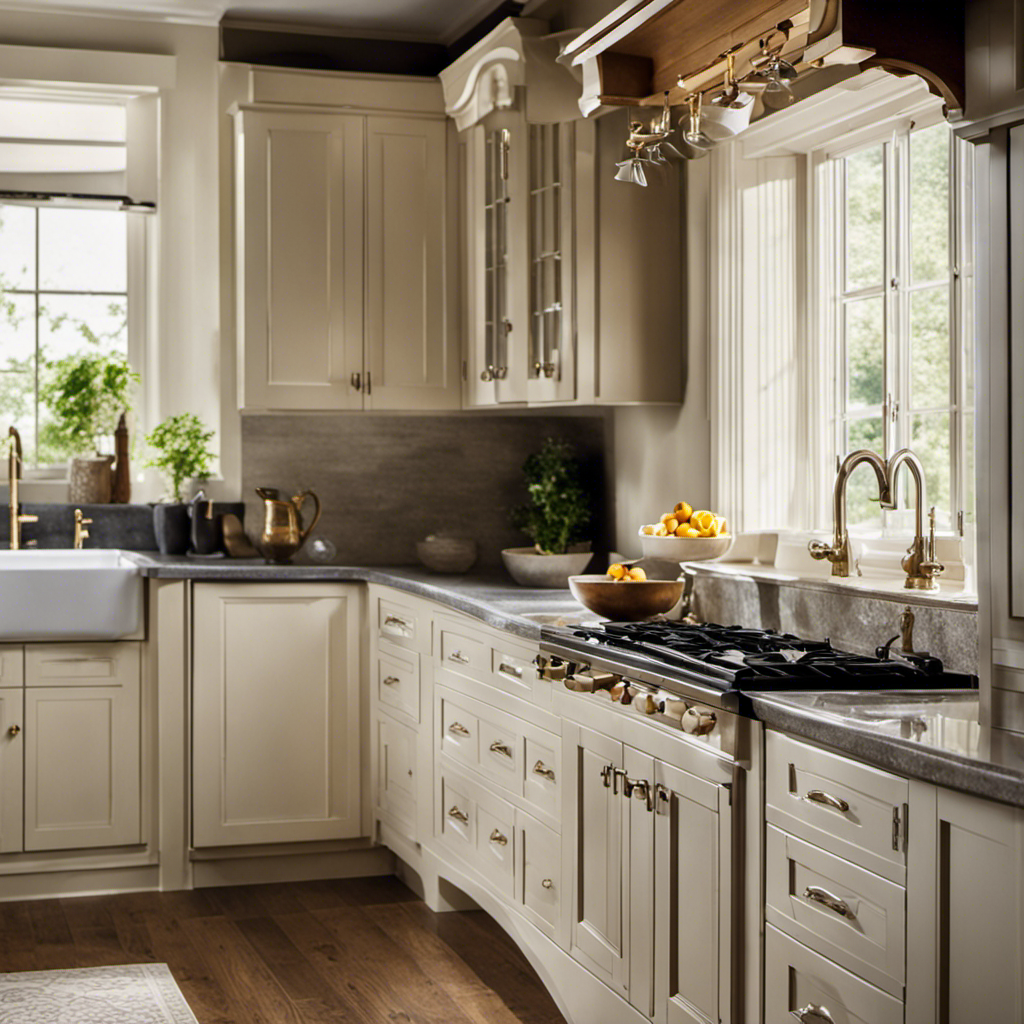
(40, 353), (139, 503)
(504, 438), (593, 588)
(145, 413), (216, 555)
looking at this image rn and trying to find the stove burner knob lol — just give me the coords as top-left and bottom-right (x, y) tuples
(681, 706), (717, 736)
(633, 692), (659, 715)
(565, 670), (618, 694)
(609, 681), (629, 702)
(661, 700), (689, 722)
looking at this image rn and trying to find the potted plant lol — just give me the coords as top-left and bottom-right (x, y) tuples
(504, 437), (593, 588)
(40, 353), (139, 503)
(144, 412), (216, 555)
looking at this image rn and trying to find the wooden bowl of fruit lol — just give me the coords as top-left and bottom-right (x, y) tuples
(638, 501), (733, 563)
(568, 564), (683, 621)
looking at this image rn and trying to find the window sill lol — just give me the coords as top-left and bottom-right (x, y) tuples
(682, 557), (977, 612)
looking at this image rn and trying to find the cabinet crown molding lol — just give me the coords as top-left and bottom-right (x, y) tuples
(440, 17), (584, 130)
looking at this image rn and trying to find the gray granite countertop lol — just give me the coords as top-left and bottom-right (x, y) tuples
(128, 555), (590, 641)
(751, 690), (1024, 809)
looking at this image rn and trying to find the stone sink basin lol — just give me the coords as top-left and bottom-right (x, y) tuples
(0, 549), (143, 641)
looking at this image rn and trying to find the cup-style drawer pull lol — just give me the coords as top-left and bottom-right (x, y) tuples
(533, 760), (556, 781)
(382, 676), (401, 687)
(383, 615), (411, 631)
(448, 650), (471, 665)
(489, 829), (508, 846)
(804, 789), (850, 813)
(447, 806), (469, 824)
(803, 886), (854, 920)
(8, 724), (20, 737)
(541, 878), (553, 889)
(448, 721), (471, 736)
(498, 661), (523, 679)
(791, 1004), (835, 1024)
(489, 740), (513, 758)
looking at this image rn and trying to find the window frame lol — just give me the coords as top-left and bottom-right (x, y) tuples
(816, 111), (974, 538)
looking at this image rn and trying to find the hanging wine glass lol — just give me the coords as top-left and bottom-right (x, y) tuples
(682, 93), (715, 150)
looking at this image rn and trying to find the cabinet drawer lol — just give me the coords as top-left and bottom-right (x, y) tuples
(25, 643), (138, 687)
(377, 596), (429, 655)
(0, 646), (23, 688)
(438, 620), (489, 678)
(376, 642), (419, 724)
(520, 813), (561, 936)
(376, 715), (417, 841)
(476, 803), (515, 898)
(765, 925), (903, 1024)
(478, 713), (520, 786)
(440, 697), (479, 769)
(524, 735), (560, 821)
(490, 643), (535, 698)
(766, 826), (905, 996)
(766, 731), (909, 882)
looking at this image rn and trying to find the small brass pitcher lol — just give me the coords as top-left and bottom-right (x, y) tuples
(255, 487), (322, 563)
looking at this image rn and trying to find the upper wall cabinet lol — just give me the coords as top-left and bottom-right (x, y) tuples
(441, 18), (682, 408)
(234, 94), (458, 412)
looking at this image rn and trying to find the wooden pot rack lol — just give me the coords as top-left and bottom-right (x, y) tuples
(560, 0), (964, 116)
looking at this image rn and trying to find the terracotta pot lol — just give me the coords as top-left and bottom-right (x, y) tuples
(69, 455), (114, 504)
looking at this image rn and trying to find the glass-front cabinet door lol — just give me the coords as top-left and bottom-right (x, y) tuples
(527, 122), (575, 403)
(464, 116), (574, 406)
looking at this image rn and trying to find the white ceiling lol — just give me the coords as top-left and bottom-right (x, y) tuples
(0, 0), (506, 42)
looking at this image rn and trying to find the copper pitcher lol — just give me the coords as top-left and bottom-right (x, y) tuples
(254, 487), (322, 563)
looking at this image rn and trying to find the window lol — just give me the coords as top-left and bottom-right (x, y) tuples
(0, 96), (138, 473)
(824, 120), (974, 534)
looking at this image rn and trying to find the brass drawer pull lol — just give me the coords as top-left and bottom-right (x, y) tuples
(447, 806), (469, 824)
(533, 760), (556, 781)
(791, 1004), (835, 1024)
(383, 615), (411, 631)
(448, 649), (470, 665)
(541, 878), (553, 889)
(498, 661), (523, 679)
(803, 886), (854, 920)
(804, 789), (850, 813)
(448, 722), (471, 736)
(489, 829), (508, 846)
(382, 676), (401, 687)
(489, 740), (513, 758)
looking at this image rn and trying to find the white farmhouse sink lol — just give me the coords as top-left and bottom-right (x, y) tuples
(0, 549), (143, 641)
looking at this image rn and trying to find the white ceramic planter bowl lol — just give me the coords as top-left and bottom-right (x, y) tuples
(501, 547), (593, 588)
(638, 531), (734, 563)
(416, 536), (478, 574)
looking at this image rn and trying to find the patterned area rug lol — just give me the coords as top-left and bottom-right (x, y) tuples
(0, 964), (199, 1023)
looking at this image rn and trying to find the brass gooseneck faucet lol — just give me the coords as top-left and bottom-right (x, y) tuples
(7, 426), (39, 550)
(809, 447), (945, 591)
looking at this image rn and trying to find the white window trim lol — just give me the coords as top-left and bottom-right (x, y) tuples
(708, 69), (976, 590)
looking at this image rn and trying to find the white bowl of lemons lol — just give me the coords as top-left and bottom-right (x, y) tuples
(638, 501), (733, 562)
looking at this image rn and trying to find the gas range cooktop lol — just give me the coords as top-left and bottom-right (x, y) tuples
(540, 620), (978, 698)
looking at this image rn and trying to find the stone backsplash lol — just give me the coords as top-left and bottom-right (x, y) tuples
(241, 413), (611, 569)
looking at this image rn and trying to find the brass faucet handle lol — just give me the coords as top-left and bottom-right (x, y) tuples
(808, 540), (838, 562)
(73, 508), (93, 549)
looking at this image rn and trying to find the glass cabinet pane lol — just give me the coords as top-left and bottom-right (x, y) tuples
(529, 123), (564, 380)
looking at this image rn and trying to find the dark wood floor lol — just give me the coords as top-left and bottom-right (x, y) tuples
(0, 876), (567, 1024)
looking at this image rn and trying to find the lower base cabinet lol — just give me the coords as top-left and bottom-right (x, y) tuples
(192, 583), (362, 847)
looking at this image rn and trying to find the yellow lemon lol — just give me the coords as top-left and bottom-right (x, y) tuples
(607, 563), (627, 580)
(654, 523), (669, 537)
(641, 524), (656, 536)
(684, 526), (700, 538)
(674, 501), (693, 521)
(659, 512), (677, 525)
(628, 566), (647, 581)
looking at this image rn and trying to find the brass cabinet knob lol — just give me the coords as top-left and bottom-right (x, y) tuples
(541, 878), (553, 889)
(8, 724), (20, 737)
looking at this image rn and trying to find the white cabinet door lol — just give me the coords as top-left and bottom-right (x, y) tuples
(236, 109), (365, 411)
(192, 583), (362, 847)
(365, 116), (458, 410)
(0, 686), (23, 854)
(23, 643), (140, 851)
(375, 713), (417, 843)
(654, 757), (733, 1024)
(566, 722), (628, 995)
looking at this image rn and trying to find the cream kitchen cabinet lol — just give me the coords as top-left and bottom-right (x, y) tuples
(192, 583), (362, 847)
(234, 106), (458, 412)
(443, 18), (682, 410)
(563, 720), (735, 1023)
(0, 643), (141, 854)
